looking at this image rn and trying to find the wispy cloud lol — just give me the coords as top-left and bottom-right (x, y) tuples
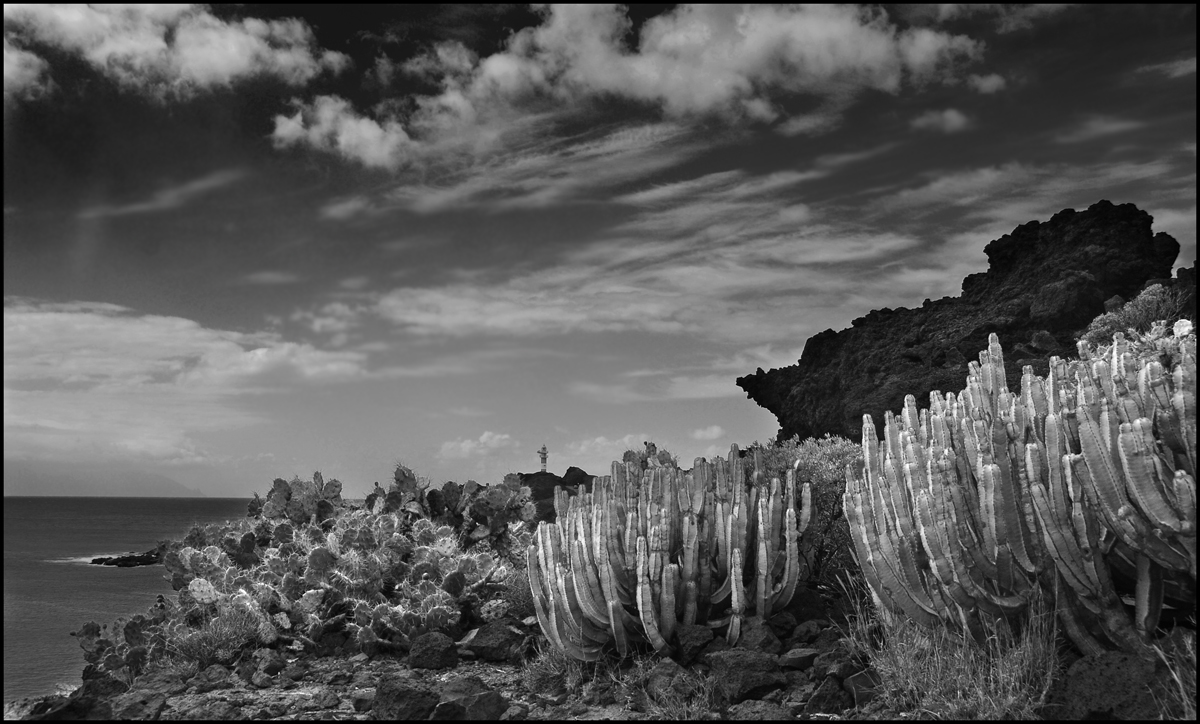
(1134, 57), (1196, 79)
(910, 108), (970, 133)
(3, 299), (368, 465)
(78, 169), (247, 219)
(3, 37), (50, 100)
(967, 73), (1006, 93)
(3, 5), (347, 101)
(242, 271), (304, 285)
(1054, 116), (1146, 144)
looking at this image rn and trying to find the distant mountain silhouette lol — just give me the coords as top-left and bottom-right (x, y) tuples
(3, 459), (203, 497)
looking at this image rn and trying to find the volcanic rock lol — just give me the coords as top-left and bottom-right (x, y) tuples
(736, 200), (1184, 442)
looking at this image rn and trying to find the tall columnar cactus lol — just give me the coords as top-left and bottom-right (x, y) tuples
(844, 330), (1196, 654)
(527, 445), (813, 660)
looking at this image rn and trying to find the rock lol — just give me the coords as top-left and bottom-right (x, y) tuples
(463, 620), (526, 663)
(812, 650), (853, 680)
(1046, 650), (1162, 720)
(90, 548), (160, 567)
(673, 623), (714, 665)
(727, 699), (793, 720)
(373, 675), (441, 720)
(500, 703), (528, 720)
(705, 650), (787, 704)
(644, 658), (689, 704)
(519, 468), (592, 523)
(844, 668), (882, 708)
(736, 616), (782, 655)
(788, 619), (828, 646)
(767, 612), (797, 639)
(350, 688), (376, 712)
(410, 631), (459, 669)
(778, 647), (819, 671)
(737, 200), (1182, 442)
(804, 676), (854, 715)
(188, 664), (235, 693)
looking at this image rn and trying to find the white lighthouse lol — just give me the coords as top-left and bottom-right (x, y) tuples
(537, 444), (548, 473)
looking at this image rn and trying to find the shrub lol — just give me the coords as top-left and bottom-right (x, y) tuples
(499, 566), (536, 621)
(838, 574), (1060, 719)
(746, 434), (863, 585)
(164, 605), (264, 669)
(1078, 283), (1191, 347)
(623, 441), (679, 470)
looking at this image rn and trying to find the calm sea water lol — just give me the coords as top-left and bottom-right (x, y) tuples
(3, 497), (250, 703)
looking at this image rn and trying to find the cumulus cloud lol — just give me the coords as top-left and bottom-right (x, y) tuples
(564, 433), (649, 463)
(4, 37), (50, 100)
(690, 425), (724, 441)
(967, 73), (1006, 93)
(272, 5), (983, 169)
(910, 108), (970, 133)
(2, 5), (348, 100)
(3, 299), (367, 465)
(438, 431), (518, 460)
(78, 169), (246, 219)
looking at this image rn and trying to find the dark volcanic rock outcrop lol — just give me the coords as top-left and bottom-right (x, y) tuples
(520, 466), (592, 524)
(737, 201), (1183, 442)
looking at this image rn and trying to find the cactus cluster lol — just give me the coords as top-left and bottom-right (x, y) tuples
(844, 330), (1196, 653)
(250, 471), (344, 527)
(527, 445), (813, 661)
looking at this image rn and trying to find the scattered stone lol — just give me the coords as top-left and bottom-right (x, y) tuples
(767, 612), (798, 639)
(464, 620), (526, 663)
(350, 688), (375, 712)
(1047, 650), (1162, 720)
(778, 647), (819, 671)
(409, 631), (459, 670)
(431, 675), (508, 720)
(727, 699), (792, 720)
(789, 619), (829, 646)
(736, 617), (783, 655)
(673, 623), (715, 665)
(705, 650), (787, 704)
(108, 690), (166, 720)
(804, 676), (854, 715)
(372, 675), (440, 720)
(644, 658), (689, 704)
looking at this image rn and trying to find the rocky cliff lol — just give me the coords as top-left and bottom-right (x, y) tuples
(736, 200), (1185, 442)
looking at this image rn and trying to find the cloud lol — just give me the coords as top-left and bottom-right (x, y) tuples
(438, 431), (518, 460)
(78, 169), (246, 219)
(242, 271), (304, 285)
(1134, 57), (1196, 79)
(967, 73), (1006, 93)
(691, 425), (724, 441)
(563, 433), (648, 465)
(272, 5), (983, 170)
(910, 108), (970, 133)
(3, 299), (368, 465)
(3, 37), (50, 100)
(1054, 116), (1146, 143)
(2, 5), (348, 100)
(320, 196), (372, 221)
(924, 4), (1075, 33)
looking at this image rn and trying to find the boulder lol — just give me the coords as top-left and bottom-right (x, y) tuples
(736, 200), (1182, 442)
(644, 658), (690, 704)
(735, 617), (782, 655)
(778, 647), (819, 671)
(409, 632), (458, 670)
(373, 675), (441, 720)
(673, 623), (714, 666)
(705, 650), (787, 704)
(462, 620), (525, 663)
(1046, 650), (1162, 720)
(430, 675), (508, 720)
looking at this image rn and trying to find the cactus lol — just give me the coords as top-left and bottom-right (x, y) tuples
(526, 445), (813, 660)
(845, 330), (1196, 654)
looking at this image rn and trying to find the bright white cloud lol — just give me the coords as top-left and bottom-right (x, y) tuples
(3, 37), (50, 99)
(438, 431), (518, 460)
(2, 5), (348, 100)
(4, 299), (368, 465)
(910, 108), (970, 133)
(967, 73), (1006, 93)
(1054, 116), (1146, 143)
(78, 169), (246, 219)
(272, 5), (983, 170)
(690, 425), (724, 441)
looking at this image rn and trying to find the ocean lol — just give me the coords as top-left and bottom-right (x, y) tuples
(2, 497), (251, 703)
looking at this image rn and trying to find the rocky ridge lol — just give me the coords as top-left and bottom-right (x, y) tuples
(737, 200), (1189, 442)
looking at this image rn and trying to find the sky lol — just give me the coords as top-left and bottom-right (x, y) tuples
(3, 4), (1196, 497)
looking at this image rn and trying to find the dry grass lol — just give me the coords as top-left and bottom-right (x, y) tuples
(165, 607), (262, 669)
(837, 575), (1061, 719)
(1152, 628), (1197, 721)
